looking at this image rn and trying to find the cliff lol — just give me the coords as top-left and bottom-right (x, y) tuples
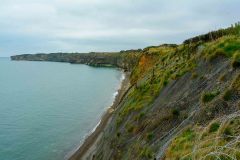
(11, 51), (141, 71)
(12, 23), (240, 160)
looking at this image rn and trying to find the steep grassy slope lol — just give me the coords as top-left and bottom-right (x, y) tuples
(88, 24), (240, 160)
(11, 23), (240, 160)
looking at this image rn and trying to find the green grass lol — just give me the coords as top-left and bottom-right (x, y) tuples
(165, 116), (240, 160)
(140, 146), (153, 159)
(129, 142), (154, 159)
(165, 127), (196, 159)
(203, 36), (240, 61)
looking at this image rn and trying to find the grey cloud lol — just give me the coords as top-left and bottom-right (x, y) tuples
(0, 0), (239, 57)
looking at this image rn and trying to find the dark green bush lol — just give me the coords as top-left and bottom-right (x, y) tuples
(172, 109), (180, 117)
(222, 89), (233, 101)
(223, 127), (233, 140)
(201, 90), (220, 103)
(139, 112), (145, 119)
(163, 79), (168, 86)
(209, 122), (220, 133)
(117, 132), (121, 138)
(146, 132), (154, 141)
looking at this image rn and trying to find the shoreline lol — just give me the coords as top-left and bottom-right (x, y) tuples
(68, 71), (130, 160)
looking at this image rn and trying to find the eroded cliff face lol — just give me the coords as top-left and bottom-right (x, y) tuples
(84, 27), (240, 160)
(91, 56), (240, 160)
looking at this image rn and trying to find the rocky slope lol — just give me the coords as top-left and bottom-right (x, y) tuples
(12, 23), (240, 160)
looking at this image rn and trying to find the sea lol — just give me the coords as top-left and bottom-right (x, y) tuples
(0, 57), (123, 160)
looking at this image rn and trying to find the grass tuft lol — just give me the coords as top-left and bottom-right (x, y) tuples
(231, 51), (240, 68)
(201, 90), (220, 103)
(146, 132), (154, 141)
(172, 108), (180, 117)
(222, 89), (234, 101)
(209, 122), (220, 133)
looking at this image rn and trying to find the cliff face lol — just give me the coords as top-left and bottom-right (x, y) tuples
(11, 24), (240, 160)
(11, 51), (141, 71)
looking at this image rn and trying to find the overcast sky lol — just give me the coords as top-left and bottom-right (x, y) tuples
(0, 0), (239, 57)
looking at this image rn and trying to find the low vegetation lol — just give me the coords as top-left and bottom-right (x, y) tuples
(201, 90), (220, 103)
(231, 51), (240, 68)
(165, 116), (240, 160)
(222, 89), (234, 101)
(203, 35), (240, 61)
(172, 109), (180, 117)
(209, 122), (220, 133)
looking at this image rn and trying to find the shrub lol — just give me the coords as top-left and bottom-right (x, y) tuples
(140, 146), (153, 158)
(201, 90), (220, 103)
(219, 73), (226, 82)
(191, 72), (198, 79)
(163, 79), (168, 86)
(139, 112), (145, 119)
(209, 122), (220, 133)
(222, 89), (233, 101)
(134, 112), (145, 121)
(223, 127), (233, 140)
(126, 123), (134, 133)
(116, 117), (123, 127)
(146, 132), (154, 141)
(208, 48), (226, 61)
(172, 109), (180, 117)
(182, 128), (196, 141)
(231, 74), (240, 90)
(117, 132), (121, 138)
(231, 51), (240, 68)
(200, 75), (207, 80)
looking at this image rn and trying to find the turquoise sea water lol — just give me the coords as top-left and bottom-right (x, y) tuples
(0, 58), (123, 160)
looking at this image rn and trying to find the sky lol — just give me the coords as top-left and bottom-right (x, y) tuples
(0, 0), (239, 57)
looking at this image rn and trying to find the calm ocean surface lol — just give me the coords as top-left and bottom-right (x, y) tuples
(0, 58), (123, 160)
